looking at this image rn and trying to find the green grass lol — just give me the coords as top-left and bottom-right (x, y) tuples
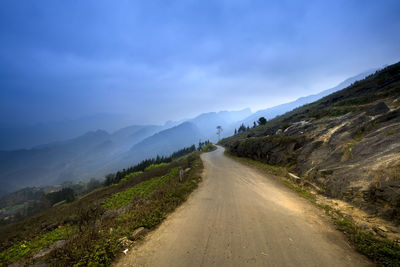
(331, 213), (400, 266)
(144, 163), (169, 172)
(0, 225), (74, 265)
(103, 167), (179, 210)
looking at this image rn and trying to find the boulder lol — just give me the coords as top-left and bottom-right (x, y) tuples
(32, 240), (67, 260)
(373, 227), (388, 238)
(366, 102), (389, 116)
(288, 173), (301, 184)
(119, 237), (133, 247)
(28, 261), (50, 267)
(8, 261), (24, 267)
(63, 215), (78, 225)
(130, 227), (146, 240)
(101, 210), (118, 220)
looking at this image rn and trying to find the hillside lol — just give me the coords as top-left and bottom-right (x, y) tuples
(221, 61), (400, 223)
(240, 68), (379, 126)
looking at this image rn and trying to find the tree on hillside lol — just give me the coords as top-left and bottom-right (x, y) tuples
(104, 173), (117, 186)
(234, 128), (237, 135)
(45, 188), (75, 205)
(86, 178), (102, 193)
(258, 117), (267, 125)
(253, 121), (257, 128)
(216, 126), (223, 140)
(238, 123), (246, 133)
(104, 145), (197, 186)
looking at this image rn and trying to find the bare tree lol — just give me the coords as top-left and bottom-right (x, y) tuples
(216, 126), (223, 140)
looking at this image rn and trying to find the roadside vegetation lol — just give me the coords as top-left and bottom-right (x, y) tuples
(198, 140), (217, 152)
(0, 143), (213, 266)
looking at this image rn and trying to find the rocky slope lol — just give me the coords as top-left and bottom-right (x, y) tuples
(221, 62), (400, 223)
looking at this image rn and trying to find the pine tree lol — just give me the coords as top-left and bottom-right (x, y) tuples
(258, 117), (267, 125)
(238, 123), (246, 133)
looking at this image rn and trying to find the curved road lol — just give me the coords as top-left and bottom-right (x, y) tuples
(116, 146), (371, 267)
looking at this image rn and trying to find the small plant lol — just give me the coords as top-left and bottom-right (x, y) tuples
(341, 142), (355, 162)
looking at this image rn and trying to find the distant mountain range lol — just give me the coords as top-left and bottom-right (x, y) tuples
(106, 109), (252, 172)
(0, 113), (140, 151)
(0, 68), (380, 194)
(0, 125), (163, 192)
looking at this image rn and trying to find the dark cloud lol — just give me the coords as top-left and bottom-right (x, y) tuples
(1, 0), (400, 125)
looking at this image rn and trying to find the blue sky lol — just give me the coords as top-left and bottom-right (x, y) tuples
(1, 0), (400, 125)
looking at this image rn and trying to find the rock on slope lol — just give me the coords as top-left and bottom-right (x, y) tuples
(222, 62), (400, 223)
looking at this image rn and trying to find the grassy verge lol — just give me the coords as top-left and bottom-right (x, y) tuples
(226, 151), (400, 266)
(0, 225), (75, 265)
(0, 152), (204, 266)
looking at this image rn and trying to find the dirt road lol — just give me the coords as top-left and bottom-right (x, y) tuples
(116, 146), (371, 266)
